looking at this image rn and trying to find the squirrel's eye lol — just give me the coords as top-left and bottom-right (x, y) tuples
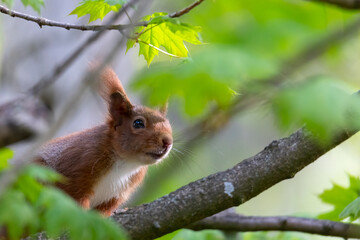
(133, 119), (145, 129)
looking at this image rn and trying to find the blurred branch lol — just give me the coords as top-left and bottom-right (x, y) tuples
(309, 0), (360, 9)
(0, 0), (205, 33)
(28, 0), (141, 95)
(0, 0), (140, 150)
(0, 96), (50, 148)
(113, 125), (358, 239)
(0, 0), (137, 199)
(188, 211), (360, 239)
(0, 27), (128, 199)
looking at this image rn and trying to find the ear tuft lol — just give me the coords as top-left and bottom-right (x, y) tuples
(159, 102), (168, 116)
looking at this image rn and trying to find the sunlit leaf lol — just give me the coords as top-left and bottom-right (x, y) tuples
(127, 12), (201, 66)
(70, 0), (122, 23)
(318, 175), (360, 221)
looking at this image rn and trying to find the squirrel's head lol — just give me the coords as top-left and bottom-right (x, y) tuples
(100, 67), (172, 165)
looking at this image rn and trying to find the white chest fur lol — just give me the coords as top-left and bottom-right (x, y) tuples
(89, 160), (142, 208)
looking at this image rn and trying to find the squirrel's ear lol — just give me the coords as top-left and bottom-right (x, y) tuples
(109, 91), (133, 126)
(159, 102), (168, 116)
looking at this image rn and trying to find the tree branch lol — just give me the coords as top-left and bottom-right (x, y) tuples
(188, 211), (360, 239)
(0, 0), (205, 32)
(309, 0), (360, 9)
(0, 96), (50, 148)
(112, 125), (358, 239)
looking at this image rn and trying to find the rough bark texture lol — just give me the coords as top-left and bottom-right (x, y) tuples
(188, 210), (360, 239)
(112, 129), (356, 240)
(0, 96), (50, 148)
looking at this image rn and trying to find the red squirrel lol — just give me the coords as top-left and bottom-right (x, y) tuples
(34, 67), (173, 217)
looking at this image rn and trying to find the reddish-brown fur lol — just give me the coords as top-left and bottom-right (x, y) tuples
(34, 67), (172, 217)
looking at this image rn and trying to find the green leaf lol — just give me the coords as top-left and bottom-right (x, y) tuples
(318, 175), (360, 221)
(70, 0), (122, 23)
(23, 164), (63, 183)
(20, 0), (44, 14)
(272, 78), (360, 142)
(0, 148), (13, 170)
(340, 197), (360, 220)
(127, 12), (202, 66)
(0, 190), (37, 240)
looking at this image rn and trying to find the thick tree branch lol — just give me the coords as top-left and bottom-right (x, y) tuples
(112, 126), (358, 240)
(310, 0), (360, 9)
(0, 0), (205, 32)
(188, 211), (360, 239)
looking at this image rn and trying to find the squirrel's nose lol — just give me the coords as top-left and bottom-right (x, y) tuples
(161, 135), (173, 148)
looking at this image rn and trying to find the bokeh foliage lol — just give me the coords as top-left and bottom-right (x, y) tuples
(0, 149), (127, 240)
(318, 175), (360, 221)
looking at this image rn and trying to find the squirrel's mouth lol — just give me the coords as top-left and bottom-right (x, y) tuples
(146, 146), (172, 160)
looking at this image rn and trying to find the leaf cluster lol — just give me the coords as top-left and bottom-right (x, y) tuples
(126, 12), (202, 66)
(272, 78), (360, 142)
(318, 174), (360, 221)
(0, 148), (126, 240)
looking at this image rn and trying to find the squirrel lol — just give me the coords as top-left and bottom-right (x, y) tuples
(33, 67), (173, 217)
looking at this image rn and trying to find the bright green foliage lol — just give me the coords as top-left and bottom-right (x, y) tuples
(272, 78), (360, 141)
(131, 48), (242, 116)
(70, 0), (123, 23)
(0, 149), (127, 240)
(126, 12), (202, 66)
(318, 175), (360, 221)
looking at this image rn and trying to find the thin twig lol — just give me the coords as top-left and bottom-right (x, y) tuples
(188, 212), (360, 239)
(169, 0), (205, 18)
(0, 4), (143, 31)
(0, 0), (206, 32)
